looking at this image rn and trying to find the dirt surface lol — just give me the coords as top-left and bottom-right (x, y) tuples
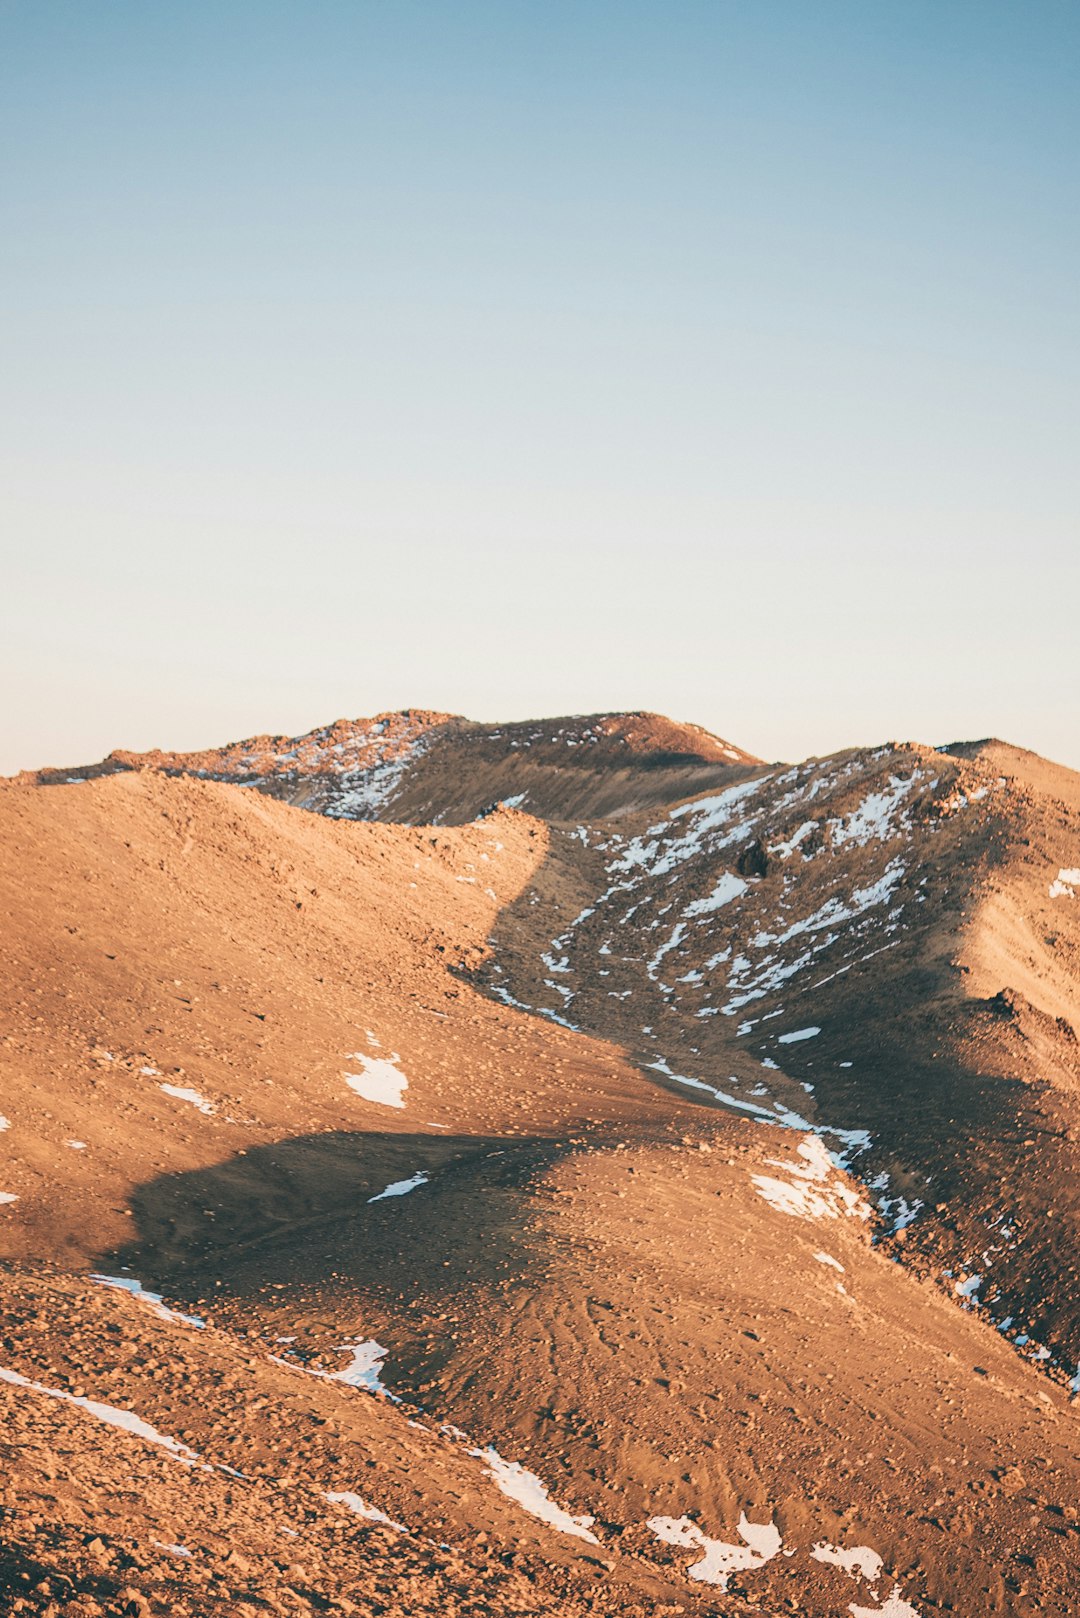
(2, 713), (1078, 1616)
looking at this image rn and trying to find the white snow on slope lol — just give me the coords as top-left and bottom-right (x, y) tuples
(319, 725), (435, 820)
(751, 1136), (870, 1222)
(646, 1057), (813, 1131)
(751, 865), (906, 953)
(610, 778), (765, 880)
(326, 1490), (406, 1531)
(0, 1364), (198, 1462)
(1049, 867), (1080, 898)
(648, 1511), (781, 1588)
(471, 1446), (599, 1543)
(160, 1083), (214, 1115)
(811, 1541), (884, 1582)
(368, 1172), (429, 1203)
(91, 1273), (206, 1328)
(829, 775), (922, 847)
(345, 1053), (408, 1109)
(647, 923), (687, 980)
(849, 1588), (924, 1618)
(777, 1026), (821, 1044)
(770, 821), (817, 859)
(328, 1340), (391, 1392)
(719, 864), (906, 1014)
(271, 1338), (392, 1396)
(683, 872), (749, 916)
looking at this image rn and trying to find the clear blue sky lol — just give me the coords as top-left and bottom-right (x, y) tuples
(2, 2), (1078, 771)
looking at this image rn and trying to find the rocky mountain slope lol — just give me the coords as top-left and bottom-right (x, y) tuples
(1, 713), (1078, 1617)
(22, 710), (759, 825)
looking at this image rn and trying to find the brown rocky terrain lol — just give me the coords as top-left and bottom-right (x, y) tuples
(1, 713), (1078, 1616)
(21, 711), (760, 826)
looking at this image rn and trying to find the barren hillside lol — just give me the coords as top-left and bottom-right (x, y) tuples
(1, 714), (1078, 1617)
(22, 710), (760, 825)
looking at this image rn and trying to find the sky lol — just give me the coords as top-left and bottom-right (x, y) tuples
(2, 1), (1078, 774)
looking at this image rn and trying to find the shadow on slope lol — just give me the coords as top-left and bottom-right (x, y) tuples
(465, 740), (1080, 1370)
(97, 1127), (581, 1339)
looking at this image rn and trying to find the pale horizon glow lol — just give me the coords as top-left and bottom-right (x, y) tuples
(2, 3), (1078, 775)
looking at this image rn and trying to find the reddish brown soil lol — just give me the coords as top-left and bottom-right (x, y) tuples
(1, 716), (1078, 1616)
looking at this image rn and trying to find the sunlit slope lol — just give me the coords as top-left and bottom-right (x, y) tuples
(0, 771), (677, 1268)
(0, 1266), (661, 1618)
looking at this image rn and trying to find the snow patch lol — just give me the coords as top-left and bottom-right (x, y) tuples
(345, 1053), (408, 1109)
(751, 1136), (870, 1222)
(0, 1364), (198, 1462)
(328, 1340), (391, 1393)
(91, 1274), (206, 1328)
(160, 1083), (213, 1115)
(368, 1172), (429, 1203)
(770, 821), (817, 859)
(648, 1512), (781, 1588)
(647, 923), (687, 981)
(471, 1446), (599, 1542)
(272, 1338), (392, 1397)
(811, 1542), (884, 1582)
(326, 1490), (406, 1532)
(849, 1589), (924, 1618)
(829, 775), (921, 848)
(683, 873), (748, 917)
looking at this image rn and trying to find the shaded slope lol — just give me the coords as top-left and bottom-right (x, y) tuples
(20, 709), (760, 825)
(475, 739), (1080, 1367)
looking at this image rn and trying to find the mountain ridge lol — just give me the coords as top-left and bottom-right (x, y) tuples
(2, 712), (1078, 1616)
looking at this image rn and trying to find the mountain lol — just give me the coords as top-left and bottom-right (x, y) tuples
(21, 709), (760, 824)
(1, 713), (1078, 1617)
